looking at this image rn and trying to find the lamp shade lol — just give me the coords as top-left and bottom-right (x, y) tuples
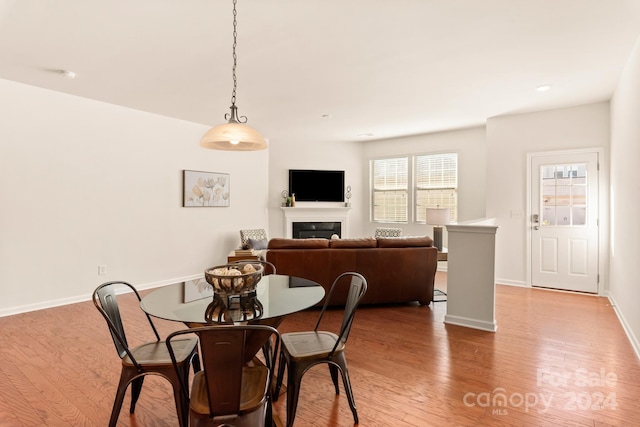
(200, 122), (268, 151)
(426, 207), (450, 225)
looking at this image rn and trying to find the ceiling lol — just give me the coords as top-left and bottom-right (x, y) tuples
(2, 0), (640, 146)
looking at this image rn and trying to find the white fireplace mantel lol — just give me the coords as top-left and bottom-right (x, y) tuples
(281, 207), (351, 238)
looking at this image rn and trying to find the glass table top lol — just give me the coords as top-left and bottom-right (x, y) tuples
(140, 274), (325, 324)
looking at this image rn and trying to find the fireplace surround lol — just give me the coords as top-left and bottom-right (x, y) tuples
(281, 206), (350, 239)
(292, 221), (341, 239)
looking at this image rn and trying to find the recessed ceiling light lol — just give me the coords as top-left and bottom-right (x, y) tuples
(358, 133), (374, 138)
(536, 84), (551, 92)
(57, 69), (77, 79)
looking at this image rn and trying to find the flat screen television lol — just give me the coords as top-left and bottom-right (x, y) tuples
(288, 169), (345, 202)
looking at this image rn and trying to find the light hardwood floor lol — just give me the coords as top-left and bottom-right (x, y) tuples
(1, 273), (639, 426)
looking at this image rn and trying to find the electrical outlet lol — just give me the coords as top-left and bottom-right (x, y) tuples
(98, 265), (107, 275)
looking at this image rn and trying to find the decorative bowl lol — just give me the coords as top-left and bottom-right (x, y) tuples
(204, 262), (264, 295)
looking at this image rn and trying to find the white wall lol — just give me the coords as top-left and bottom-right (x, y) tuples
(610, 37), (640, 355)
(485, 102), (610, 286)
(268, 139), (364, 238)
(0, 79), (269, 316)
(361, 126), (487, 238)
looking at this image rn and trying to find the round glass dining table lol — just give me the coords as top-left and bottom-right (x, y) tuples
(140, 274), (325, 325)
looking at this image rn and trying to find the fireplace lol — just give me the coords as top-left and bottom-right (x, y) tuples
(281, 206), (351, 239)
(292, 222), (341, 239)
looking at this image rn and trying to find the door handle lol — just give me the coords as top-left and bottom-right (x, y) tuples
(532, 214), (540, 230)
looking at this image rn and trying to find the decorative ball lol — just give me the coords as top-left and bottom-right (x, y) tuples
(204, 262), (264, 295)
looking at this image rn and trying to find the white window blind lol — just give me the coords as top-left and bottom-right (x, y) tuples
(415, 153), (458, 223)
(372, 157), (408, 222)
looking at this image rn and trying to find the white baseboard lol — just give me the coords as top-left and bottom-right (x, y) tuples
(0, 294), (90, 318)
(444, 314), (498, 332)
(607, 294), (640, 361)
(0, 273), (203, 318)
(495, 278), (528, 287)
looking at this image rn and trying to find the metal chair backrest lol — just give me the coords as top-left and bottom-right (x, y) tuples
(93, 281), (160, 369)
(314, 272), (368, 356)
(167, 324), (280, 418)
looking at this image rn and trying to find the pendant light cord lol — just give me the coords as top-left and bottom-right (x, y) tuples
(225, 0), (248, 123)
(231, 0), (238, 107)
(200, 0), (266, 150)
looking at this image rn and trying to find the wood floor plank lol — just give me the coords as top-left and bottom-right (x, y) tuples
(1, 274), (639, 426)
(0, 367), (44, 426)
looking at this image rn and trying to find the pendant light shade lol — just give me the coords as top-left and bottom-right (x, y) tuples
(201, 0), (266, 151)
(200, 107), (267, 151)
(200, 122), (267, 151)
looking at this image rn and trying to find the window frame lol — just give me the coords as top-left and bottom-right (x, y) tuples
(414, 152), (458, 224)
(370, 152), (458, 224)
(370, 156), (409, 223)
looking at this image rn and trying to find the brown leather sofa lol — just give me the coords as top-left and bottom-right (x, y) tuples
(266, 236), (438, 306)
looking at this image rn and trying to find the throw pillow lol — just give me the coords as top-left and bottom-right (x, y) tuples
(248, 238), (268, 250)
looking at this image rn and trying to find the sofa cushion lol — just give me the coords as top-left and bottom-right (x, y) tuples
(268, 238), (329, 249)
(247, 238), (268, 250)
(329, 238), (377, 248)
(376, 236), (433, 248)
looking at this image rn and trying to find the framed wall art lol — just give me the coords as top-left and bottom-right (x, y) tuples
(183, 170), (230, 207)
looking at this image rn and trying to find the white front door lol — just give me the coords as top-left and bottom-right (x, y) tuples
(530, 152), (599, 293)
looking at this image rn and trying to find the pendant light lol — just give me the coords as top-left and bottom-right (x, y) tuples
(200, 0), (267, 151)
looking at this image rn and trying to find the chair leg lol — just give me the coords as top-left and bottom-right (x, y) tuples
(170, 375), (188, 427)
(266, 395), (273, 427)
(129, 376), (145, 413)
(109, 371), (133, 427)
(273, 351), (286, 401)
(335, 357), (358, 424)
(180, 365), (193, 427)
(329, 364), (340, 395)
(285, 363), (302, 427)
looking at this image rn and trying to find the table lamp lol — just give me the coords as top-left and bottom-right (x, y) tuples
(426, 207), (450, 250)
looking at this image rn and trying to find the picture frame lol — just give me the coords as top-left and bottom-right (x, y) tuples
(183, 277), (213, 303)
(183, 170), (230, 207)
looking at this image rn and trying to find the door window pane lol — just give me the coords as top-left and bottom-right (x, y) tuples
(556, 206), (571, 225)
(556, 184), (571, 206)
(572, 206), (587, 226)
(572, 185), (586, 205)
(542, 183), (556, 206)
(539, 163), (588, 226)
(542, 206), (555, 225)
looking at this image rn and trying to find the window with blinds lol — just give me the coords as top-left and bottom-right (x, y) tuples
(371, 157), (408, 222)
(415, 153), (458, 223)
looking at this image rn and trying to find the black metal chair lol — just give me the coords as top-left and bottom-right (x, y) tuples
(93, 281), (200, 427)
(274, 272), (368, 427)
(167, 324), (280, 427)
